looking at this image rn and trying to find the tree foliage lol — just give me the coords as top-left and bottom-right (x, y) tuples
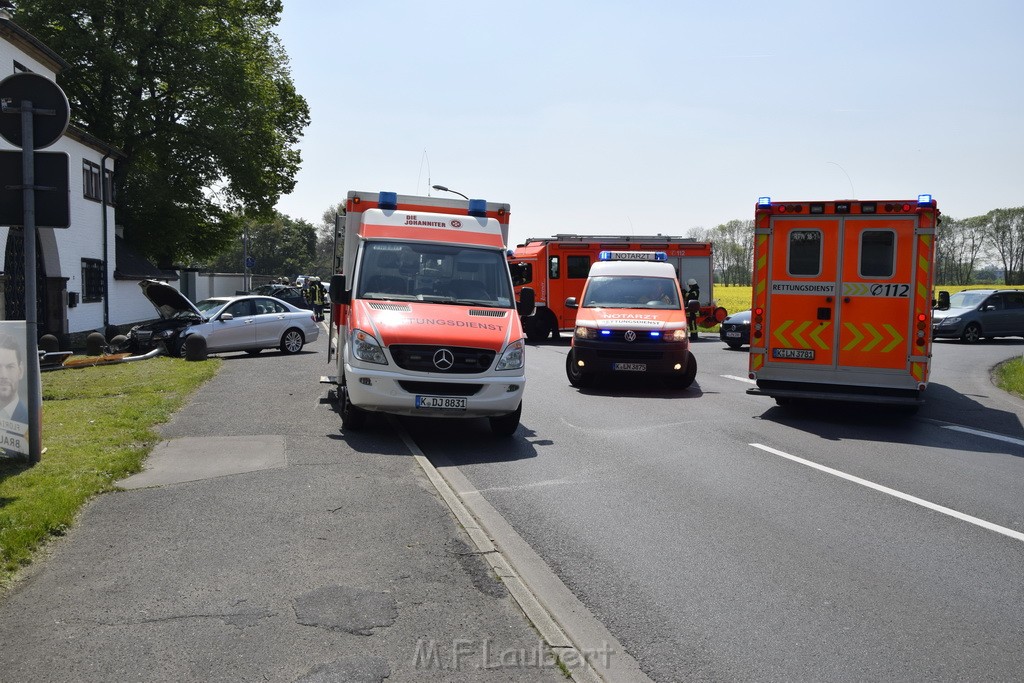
(13, 0), (310, 266)
(207, 211), (315, 279)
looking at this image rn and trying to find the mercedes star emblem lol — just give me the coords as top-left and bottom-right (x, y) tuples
(433, 348), (455, 370)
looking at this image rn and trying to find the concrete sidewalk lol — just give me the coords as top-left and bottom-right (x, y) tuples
(0, 334), (568, 682)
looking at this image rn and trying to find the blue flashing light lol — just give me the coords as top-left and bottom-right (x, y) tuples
(598, 251), (667, 262)
(600, 330), (612, 336)
(467, 199), (487, 217)
(758, 196), (772, 207)
(650, 331), (661, 338)
(378, 191), (398, 210)
(917, 194), (933, 205)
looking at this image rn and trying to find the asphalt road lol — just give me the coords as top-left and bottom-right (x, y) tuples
(400, 334), (1024, 682)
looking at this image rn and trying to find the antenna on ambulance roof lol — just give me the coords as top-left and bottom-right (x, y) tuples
(418, 149), (432, 196)
(827, 161), (855, 198)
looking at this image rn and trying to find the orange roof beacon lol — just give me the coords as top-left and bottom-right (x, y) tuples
(565, 251), (699, 390)
(746, 195), (940, 411)
(323, 191), (536, 436)
(508, 234), (726, 342)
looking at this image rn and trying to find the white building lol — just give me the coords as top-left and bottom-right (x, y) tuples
(0, 10), (175, 347)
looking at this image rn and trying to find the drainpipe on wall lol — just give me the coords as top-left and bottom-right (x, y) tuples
(100, 151), (111, 335)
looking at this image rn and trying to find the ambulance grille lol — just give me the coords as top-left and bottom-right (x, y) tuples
(469, 309), (508, 317)
(397, 381), (483, 396)
(389, 345), (496, 373)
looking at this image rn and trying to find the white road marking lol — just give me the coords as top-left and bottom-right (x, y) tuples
(722, 374), (757, 385)
(751, 443), (1024, 543)
(941, 424), (1024, 448)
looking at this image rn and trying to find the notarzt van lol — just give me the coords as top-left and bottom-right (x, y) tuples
(747, 196), (939, 408)
(565, 251), (698, 389)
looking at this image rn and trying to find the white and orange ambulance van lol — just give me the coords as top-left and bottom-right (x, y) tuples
(747, 196), (939, 408)
(326, 191), (535, 436)
(565, 251), (698, 389)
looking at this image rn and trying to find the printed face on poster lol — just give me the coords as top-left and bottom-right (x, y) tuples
(0, 321), (30, 457)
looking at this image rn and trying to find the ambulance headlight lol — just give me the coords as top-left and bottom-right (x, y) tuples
(662, 329), (688, 342)
(574, 326), (597, 340)
(351, 329), (388, 365)
(495, 339), (525, 371)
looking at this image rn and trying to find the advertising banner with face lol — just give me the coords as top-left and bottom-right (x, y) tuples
(0, 322), (30, 457)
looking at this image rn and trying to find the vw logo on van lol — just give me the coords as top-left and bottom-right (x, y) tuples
(433, 348), (455, 370)
(624, 330), (637, 342)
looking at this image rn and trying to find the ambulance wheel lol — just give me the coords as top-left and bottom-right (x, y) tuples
(665, 350), (697, 389)
(566, 350), (594, 388)
(960, 323), (982, 344)
(525, 309), (555, 342)
(726, 341), (743, 350)
(489, 402), (522, 437)
(340, 385), (367, 430)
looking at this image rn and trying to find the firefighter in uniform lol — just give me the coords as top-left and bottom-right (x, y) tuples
(685, 278), (700, 339)
(309, 277), (325, 321)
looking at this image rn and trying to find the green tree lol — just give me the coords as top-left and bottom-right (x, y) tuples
(13, 0), (310, 266)
(316, 202), (345, 277)
(207, 212), (316, 279)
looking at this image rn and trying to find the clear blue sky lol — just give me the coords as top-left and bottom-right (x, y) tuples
(273, 0), (1023, 247)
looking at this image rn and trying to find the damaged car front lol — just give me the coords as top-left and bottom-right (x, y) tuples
(121, 280), (206, 355)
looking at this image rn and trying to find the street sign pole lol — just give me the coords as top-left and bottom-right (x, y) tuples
(21, 100), (41, 464)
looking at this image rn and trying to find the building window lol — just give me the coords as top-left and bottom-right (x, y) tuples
(104, 169), (116, 205)
(82, 258), (104, 302)
(83, 160), (101, 201)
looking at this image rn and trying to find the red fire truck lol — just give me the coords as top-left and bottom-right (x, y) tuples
(509, 234), (725, 342)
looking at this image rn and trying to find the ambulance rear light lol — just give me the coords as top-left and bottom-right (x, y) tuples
(468, 199), (487, 217)
(884, 202), (914, 213)
(598, 250), (667, 261)
(378, 191), (398, 210)
(753, 307), (764, 340)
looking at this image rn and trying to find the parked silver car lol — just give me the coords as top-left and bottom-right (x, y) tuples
(931, 289), (1024, 343)
(125, 280), (320, 356)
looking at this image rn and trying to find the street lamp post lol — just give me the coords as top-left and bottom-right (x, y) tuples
(431, 184), (468, 200)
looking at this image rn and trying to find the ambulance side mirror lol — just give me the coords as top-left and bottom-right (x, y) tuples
(517, 287), (536, 316)
(686, 300), (701, 314)
(329, 274), (349, 304)
(935, 290), (950, 310)
(565, 297), (578, 309)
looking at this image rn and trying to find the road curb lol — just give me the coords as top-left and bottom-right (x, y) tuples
(394, 418), (652, 683)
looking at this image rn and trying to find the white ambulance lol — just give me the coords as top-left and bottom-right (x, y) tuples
(326, 191), (535, 436)
(565, 251), (698, 389)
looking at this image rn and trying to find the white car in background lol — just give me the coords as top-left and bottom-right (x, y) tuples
(125, 280), (320, 357)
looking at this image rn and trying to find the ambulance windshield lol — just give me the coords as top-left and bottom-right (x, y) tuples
(357, 241), (513, 307)
(581, 276), (680, 309)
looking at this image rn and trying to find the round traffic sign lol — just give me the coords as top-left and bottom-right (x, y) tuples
(0, 72), (70, 149)
(245, 256), (256, 269)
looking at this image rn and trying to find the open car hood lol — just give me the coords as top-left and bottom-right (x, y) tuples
(138, 279), (203, 320)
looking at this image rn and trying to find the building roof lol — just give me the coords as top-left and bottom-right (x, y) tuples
(114, 235), (178, 281)
(0, 14), (70, 74)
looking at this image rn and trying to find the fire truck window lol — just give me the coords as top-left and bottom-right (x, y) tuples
(567, 255), (591, 279)
(788, 230), (822, 276)
(860, 230), (895, 278)
(549, 256), (560, 279)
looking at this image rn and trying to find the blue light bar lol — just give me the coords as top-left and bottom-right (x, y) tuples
(650, 331), (661, 338)
(600, 330), (612, 336)
(467, 199), (487, 217)
(598, 251), (667, 261)
(758, 196), (772, 206)
(378, 191), (398, 210)
(917, 194), (933, 205)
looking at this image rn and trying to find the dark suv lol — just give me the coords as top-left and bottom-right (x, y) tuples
(932, 289), (1024, 343)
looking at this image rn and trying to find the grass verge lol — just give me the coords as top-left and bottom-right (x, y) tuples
(994, 357), (1024, 398)
(0, 356), (220, 588)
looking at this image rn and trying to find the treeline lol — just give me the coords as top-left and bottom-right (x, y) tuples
(685, 207), (1024, 286)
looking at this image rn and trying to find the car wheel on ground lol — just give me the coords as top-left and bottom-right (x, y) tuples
(565, 349), (594, 388)
(339, 385), (367, 430)
(961, 322), (982, 343)
(488, 401), (522, 437)
(726, 341), (743, 350)
(280, 328), (305, 354)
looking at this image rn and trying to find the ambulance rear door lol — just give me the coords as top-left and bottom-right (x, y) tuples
(764, 213), (918, 379)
